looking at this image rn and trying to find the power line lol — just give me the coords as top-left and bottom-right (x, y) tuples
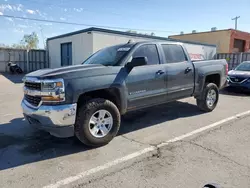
(0, 14), (178, 33)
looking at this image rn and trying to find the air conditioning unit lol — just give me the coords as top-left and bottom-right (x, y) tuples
(211, 27), (217, 31)
(192, 30), (196, 33)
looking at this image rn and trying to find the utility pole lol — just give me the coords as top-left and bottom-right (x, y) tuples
(39, 25), (46, 49)
(232, 16), (240, 30)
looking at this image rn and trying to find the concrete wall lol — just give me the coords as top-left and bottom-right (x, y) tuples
(169, 30), (231, 53)
(48, 32), (93, 68)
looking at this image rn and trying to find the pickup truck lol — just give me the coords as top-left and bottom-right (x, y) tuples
(21, 41), (228, 147)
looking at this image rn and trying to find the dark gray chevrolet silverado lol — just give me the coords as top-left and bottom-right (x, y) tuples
(21, 41), (228, 146)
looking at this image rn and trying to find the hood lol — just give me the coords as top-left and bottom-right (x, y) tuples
(228, 70), (250, 78)
(25, 64), (106, 78)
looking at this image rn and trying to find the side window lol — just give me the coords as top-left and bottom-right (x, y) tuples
(161, 44), (187, 63)
(132, 44), (160, 65)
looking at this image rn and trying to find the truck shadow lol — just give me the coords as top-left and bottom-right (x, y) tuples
(0, 100), (203, 171)
(0, 73), (24, 84)
(220, 87), (250, 97)
(119, 100), (204, 135)
(0, 118), (87, 171)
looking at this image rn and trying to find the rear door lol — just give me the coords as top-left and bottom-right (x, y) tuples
(125, 44), (167, 110)
(160, 44), (194, 100)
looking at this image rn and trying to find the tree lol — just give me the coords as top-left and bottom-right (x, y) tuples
(11, 43), (26, 49)
(0, 32), (39, 50)
(20, 32), (39, 50)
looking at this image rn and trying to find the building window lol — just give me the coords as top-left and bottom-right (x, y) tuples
(233, 39), (245, 52)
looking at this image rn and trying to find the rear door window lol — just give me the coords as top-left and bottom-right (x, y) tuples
(161, 44), (187, 63)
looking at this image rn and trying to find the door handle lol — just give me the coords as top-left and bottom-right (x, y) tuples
(185, 67), (192, 74)
(156, 70), (165, 75)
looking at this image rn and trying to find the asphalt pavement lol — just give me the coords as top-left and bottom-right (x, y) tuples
(0, 74), (250, 188)
(80, 115), (250, 188)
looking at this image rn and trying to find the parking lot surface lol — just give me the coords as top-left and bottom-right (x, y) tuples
(0, 74), (250, 188)
(81, 115), (250, 188)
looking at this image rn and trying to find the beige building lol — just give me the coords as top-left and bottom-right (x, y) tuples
(169, 29), (250, 53)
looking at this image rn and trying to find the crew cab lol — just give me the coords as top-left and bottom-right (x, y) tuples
(21, 41), (228, 146)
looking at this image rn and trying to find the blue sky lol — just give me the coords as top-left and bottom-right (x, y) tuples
(0, 0), (250, 48)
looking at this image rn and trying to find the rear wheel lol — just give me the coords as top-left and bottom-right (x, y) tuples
(75, 98), (120, 147)
(196, 83), (219, 112)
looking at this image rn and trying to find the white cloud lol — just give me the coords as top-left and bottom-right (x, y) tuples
(0, 4), (23, 12)
(0, 12), (3, 15)
(64, 8), (67, 12)
(60, 17), (66, 21)
(36, 9), (42, 16)
(5, 17), (13, 22)
(26, 9), (36, 14)
(0, 4), (13, 11)
(13, 4), (23, 12)
(6, 4), (12, 10)
(43, 23), (52, 26)
(73, 8), (83, 12)
(18, 24), (28, 28)
(13, 28), (24, 33)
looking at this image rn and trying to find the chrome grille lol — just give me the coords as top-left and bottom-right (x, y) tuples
(229, 77), (246, 83)
(24, 82), (41, 90)
(24, 94), (41, 107)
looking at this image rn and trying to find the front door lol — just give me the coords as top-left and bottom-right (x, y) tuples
(160, 44), (194, 100)
(125, 44), (167, 110)
(61, 42), (72, 66)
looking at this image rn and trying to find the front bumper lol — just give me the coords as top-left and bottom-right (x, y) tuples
(227, 79), (250, 91)
(21, 100), (77, 137)
(227, 77), (250, 91)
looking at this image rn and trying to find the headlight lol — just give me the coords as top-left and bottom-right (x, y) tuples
(41, 79), (65, 102)
(41, 80), (64, 90)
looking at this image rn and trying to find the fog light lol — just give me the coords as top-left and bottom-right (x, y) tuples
(42, 96), (63, 102)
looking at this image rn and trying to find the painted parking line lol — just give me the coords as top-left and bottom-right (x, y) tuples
(43, 110), (250, 188)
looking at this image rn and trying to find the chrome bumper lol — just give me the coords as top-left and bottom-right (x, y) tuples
(21, 100), (77, 137)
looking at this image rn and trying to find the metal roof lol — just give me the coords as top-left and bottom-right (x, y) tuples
(47, 27), (216, 47)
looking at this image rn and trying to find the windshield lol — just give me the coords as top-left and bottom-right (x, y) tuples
(83, 44), (133, 66)
(235, 62), (250, 71)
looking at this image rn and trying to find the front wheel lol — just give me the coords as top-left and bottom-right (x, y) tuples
(196, 83), (219, 112)
(75, 98), (121, 147)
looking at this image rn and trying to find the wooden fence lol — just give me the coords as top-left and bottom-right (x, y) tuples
(0, 48), (48, 73)
(216, 53), (250, 70)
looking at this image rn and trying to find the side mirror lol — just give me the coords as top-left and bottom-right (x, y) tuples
(126, 57), (148, 70)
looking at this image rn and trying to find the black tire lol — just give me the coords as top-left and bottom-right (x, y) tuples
(75, 98), (121, 147)
(196, 83), (219, 112)
(17, 68), (23, 74)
